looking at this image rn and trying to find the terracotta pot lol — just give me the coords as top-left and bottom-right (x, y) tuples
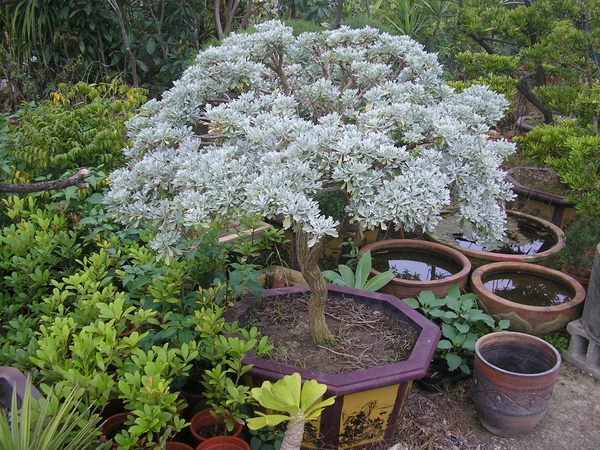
(470, 262), (586, 335)
(101, 412), (130, 446)
(224, 285), (441, 449)
(472, 331), (561, 437)
(360, 239), (471, 299)
(168, 442), (195, 450)
(189, 409), (242, 443)
(427, 210), (565, 268)
(506, 166), (577, 229)
(196, 436), (250, 450)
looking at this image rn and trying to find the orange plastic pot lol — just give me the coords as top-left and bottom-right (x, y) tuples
(196, 436), (250, 450)
(189, 409), (242, 443)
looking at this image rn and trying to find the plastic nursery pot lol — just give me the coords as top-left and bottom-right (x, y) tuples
(101, 412), (129, 447)
(167, 442), (195, 450)
(360, 239), (471, 299)
(472, 331), (561, 437)
(426, 210), (565, 268)
(195, 436), (250, 450)
(189, 409), (242, 443)
(224, 285), (441, 449)
(470, 262), (586, 335)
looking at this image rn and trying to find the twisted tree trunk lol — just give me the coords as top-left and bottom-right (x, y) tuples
(295, 228), (334, 345)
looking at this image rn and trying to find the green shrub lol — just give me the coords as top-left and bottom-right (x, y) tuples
(515, 122), (600, 217)
(561, 217), (600, 276)
(283, 19), (325, 35)
(2, 80), (146, 180)
(341, 15), (395, 34)
(404, 286), (510, 374)
(533, 85), (580, 116)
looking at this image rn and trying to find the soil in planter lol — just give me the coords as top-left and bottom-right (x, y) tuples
(434, 214), (555, 255)
(510, 167), (571, 197)
(483, 272), (572, 307)
(371, 249), (460, 281)
(242, 293), (417, 374)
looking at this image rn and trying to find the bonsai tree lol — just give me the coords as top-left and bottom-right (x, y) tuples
(106, 21), (515, 345)
(453, 0), (600, 125)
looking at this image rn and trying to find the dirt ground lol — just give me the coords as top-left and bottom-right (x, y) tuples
(391, 361), (600, 450)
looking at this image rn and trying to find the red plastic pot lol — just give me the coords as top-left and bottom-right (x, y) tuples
(196, 436), (250, 450)
(189, 409), (242, 443)
(167, 442), (195, 450)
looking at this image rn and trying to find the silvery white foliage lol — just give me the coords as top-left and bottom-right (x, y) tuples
(106, 21), (515, 253)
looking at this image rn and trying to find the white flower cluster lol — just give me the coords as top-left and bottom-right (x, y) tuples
(106, 21), (515, 253)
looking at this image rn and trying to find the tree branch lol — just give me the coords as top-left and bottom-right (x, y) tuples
(0, 168), (92, 194)
(516, 75), (553, 124)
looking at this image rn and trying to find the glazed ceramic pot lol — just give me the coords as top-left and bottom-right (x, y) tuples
(360, 239), (471, 299)
(470, 262), (586, 335)
(426, 210), (565, 268)
(224, 285), (440, 449)
(472, 331), (561, 437)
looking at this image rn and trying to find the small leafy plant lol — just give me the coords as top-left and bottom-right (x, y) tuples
(403, 286), (510, 374)
(323, 251), (395, 292)
(247, 373), (336, 450)
(195, 304), (273, 433)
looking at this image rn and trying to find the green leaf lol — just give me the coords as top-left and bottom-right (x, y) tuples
(418, 290), (436, 306)
(436, 339), (453, 350)
(146, 37), (156, 55)
(497, 319), (511, 330)
(363, 270), (394, 291)
(462, 333), (478, 351)
(445, 352), (463, 371)
(323, 270), (345, 286)
(355, 251), (372, 288)
(446, 284), (460, 299)
(337, 265), (355, 287)
(445, 296), (461, 311)
(454, 322), (470, 334)
(441, 323), (457, 340)
(403, 297), (419, 309)
(136, 59), (148, 72)
(247, 414), (289, 430)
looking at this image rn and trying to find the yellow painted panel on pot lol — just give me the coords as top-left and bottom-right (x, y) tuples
(338, 384), (399, 449)
(301, 411), (321, 448)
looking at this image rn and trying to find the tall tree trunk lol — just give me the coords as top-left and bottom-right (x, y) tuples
(107, 0), (138, 87)
(295, 229), (334, 345)
(333, 0), (344, 29)
(214, 0), (225, 40)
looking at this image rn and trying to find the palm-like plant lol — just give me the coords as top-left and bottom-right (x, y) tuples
(0, 377), (108, 450)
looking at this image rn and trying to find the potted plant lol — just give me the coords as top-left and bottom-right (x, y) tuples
(106, 22), (517, 447)
(247, 372), (336, 450)
(0, 375), (108, 450)
(402, 286), (510, 391)
(560, 216), (600, 288)
(189, 304), (272, 444)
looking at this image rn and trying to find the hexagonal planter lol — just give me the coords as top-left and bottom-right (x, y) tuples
(224, 285), (440, 449)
